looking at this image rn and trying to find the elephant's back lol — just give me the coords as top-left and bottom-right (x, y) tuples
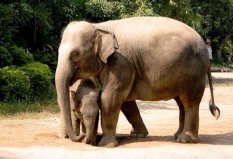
(107, 17), (208, 70)
(106, 17), (199, 38)
(103, 17), (205, 57)
(99, 16), (209, 77)
(95, 17), (205, 58)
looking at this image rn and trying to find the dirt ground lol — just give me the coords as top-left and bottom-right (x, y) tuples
(0, 73), (233, 159)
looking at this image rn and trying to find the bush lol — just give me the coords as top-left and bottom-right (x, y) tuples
(85, 0), (121, 22)
(0, 62), (53, 101)
(33, 47), (58, 73)
(0, 66), (30, 101)
(0, 46), (13, 67)
(11, 45), (33, 66)
(133, 3), (155, 17)
(21, 62), (52, 98)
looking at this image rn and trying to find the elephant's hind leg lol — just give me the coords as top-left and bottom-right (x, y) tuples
(176, 86), (204, 143)
(121, 101), (148, 138)
(174, 96), (185, 139)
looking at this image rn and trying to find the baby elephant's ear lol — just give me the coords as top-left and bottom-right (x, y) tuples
(94, 29), (119, 63)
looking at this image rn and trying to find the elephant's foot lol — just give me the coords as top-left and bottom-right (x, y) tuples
(82, 137), (92, 145)
(90, 140), (97, 146)
(174, 132), (180, 140)
(59, 130), (68, 139)
(130, 127), (148, 138)
(89, 136), (99, 146)
(82, 137), (97, 146)
(174, 128), (183, 139)
(98, 135), (118, 148)
(59, 134), (68, 138)
(176, 131), (198, 143)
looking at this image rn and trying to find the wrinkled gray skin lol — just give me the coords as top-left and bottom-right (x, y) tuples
(60, 78), (148, 145)
(56, 17), (220, 147)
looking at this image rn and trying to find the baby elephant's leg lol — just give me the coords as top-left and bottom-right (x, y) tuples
(90, 111), (99, 146)
(121, 101), (148, 137)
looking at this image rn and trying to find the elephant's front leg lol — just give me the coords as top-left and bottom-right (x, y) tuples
(121, 101), (148, 138)
(98, 91), (123, 148)
(98, 57), (135, 147)
(90, 111), (99, 146)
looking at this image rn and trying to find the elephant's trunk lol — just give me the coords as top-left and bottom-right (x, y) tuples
(83, 117), (96, 144)
(55, 59), (82, 142)
(71, 110), (80, 135)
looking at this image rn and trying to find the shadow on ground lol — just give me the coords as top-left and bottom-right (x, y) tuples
(115, 131), (233, 146)
(199, 132), (233, 145)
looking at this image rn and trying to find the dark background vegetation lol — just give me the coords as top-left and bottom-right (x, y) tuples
(0, 0), (232, 114)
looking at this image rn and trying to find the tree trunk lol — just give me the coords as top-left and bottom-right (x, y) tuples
(228, 35), (233, 64)
(217, 45), (223, 61)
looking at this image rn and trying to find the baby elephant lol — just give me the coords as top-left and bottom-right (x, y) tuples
(60, 78), (149, 145)
(70, 78), (100, 145)
(60, 77), (100, 145)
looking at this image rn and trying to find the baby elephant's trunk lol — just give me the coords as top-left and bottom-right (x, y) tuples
(83, 114), (98, 144)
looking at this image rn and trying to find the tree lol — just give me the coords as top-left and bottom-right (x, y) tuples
(1, 0), (233, 102)
(191, 0), (233, 62)
(85, 0), (121, 22)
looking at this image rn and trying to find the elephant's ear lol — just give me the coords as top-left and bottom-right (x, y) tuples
(94, 29), (119, 63)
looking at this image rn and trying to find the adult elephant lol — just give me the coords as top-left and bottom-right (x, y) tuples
(55, 17), (220, 147)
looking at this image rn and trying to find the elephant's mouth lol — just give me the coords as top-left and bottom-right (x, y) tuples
(73, 109), (84, 123)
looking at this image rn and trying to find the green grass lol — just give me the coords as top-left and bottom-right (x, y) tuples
(0, 99), (59, 116)
(0, 86), (60, 116)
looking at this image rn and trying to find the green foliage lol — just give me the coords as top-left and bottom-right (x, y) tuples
(133, 3), (155, 17)
(85, 0), (121, 21)
(0, 4), (16, 44)
(197, 0), (232, 60)
(0, 98), (59, 115)
(33, 47), (58, 73)
(21, 62), (52, 98)
(119, 0), (156, 18)
(11, 45), (33, 66)
(222, 39), (232, 63)
(0, 0), (232, 110)
(0, 46), (13, 67)
(0, 62), (53, 101)
(0, 66), (31, 101)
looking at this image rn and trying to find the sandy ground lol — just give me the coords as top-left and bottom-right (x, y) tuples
(0, 73), (233, 159)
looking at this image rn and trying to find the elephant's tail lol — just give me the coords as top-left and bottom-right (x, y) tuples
(207, 67), (220, 119)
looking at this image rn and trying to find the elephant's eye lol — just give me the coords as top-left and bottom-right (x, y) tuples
(73, 51), (79, 56)
(71, 51), (80, 61)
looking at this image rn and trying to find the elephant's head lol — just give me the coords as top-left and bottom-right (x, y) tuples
(55, 21), (118, 141)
